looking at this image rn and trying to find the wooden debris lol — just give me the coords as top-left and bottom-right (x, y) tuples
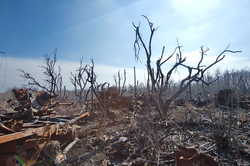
(0, 88), (91, 165)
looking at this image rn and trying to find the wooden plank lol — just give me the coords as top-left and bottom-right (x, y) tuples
(0, 124), (61, 144)
(69, 112), (90, 124)
(0, 112), (90, 144)
(0, 129), (35, 144)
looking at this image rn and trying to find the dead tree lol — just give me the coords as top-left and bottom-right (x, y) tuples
(70, 57), (89, 103)
(88, 59), (96, 112)
(84, 61), (114, 115)
(113, 69), (127, 96)
(134, 66), (137, 98)
(133, 16), (241, 116)
(70, 59), (105, 112)
(20, 50), (62, 97)
(56, 66), (64, 98)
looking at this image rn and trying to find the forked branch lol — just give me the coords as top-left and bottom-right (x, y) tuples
(132, 16), (241, 116)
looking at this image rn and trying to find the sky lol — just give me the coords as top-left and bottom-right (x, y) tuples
(0, 0), (249, 92)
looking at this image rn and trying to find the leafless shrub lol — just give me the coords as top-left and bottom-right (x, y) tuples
(19, 50), (62, 97)
(70, 57), (91, 103)
(70, 59), (100, 112)
(70, 59), (116, 116)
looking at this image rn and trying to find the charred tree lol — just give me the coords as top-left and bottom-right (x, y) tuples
(133, 16), (241, 116)
(20, 50), (62, 97)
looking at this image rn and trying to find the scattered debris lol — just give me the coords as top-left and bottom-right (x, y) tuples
(0, 88), (89, 166)
(0, 88), (250, 166)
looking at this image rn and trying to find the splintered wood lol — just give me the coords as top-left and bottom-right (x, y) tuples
(0, 88), (91, 165)
(0, 112), (90, 144)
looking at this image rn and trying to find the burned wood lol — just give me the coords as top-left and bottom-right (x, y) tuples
(0, 122), (16, 133)
(69, 112), (90, 124)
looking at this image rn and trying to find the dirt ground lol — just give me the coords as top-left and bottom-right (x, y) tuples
(48, 102), (250, 166)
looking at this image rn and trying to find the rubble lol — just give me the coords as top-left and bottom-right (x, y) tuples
(0, 88), (250, 165)
(0, 88), (89, 166)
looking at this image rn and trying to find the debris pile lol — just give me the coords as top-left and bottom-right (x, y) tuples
(0, 88), (250, 166)
(63, 96), (250, 166)
(0, 88), (89, 166)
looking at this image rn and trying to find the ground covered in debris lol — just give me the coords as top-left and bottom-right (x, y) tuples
(0, 88), (250, 166)
(56, 99), (250, 166)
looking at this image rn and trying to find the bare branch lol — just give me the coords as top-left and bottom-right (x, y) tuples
(19, 50), (62, 96)
(132, 16), (241, 117)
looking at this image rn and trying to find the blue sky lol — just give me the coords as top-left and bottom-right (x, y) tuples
(0, 0), (249, 91)
(0, 0), (141, 65)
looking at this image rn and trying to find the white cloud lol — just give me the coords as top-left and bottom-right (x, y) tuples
(180, 49), (247, 71)
(148, 48), (245, 81)
(171, 0), (221, 18)
(178, 22), (211, 42)
(0, 48), (245, 92)
(179, 49), (248, 77)
(0, 57), (147, 92)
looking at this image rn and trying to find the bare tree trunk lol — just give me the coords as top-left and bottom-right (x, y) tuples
(132, 16), (241, 118)
(188, 83), (192, 100)
(134, 66), (137, 98)
(118, 71), (121, 94)
(121, 69), (127, 96)
(91, 60), (94, 112)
